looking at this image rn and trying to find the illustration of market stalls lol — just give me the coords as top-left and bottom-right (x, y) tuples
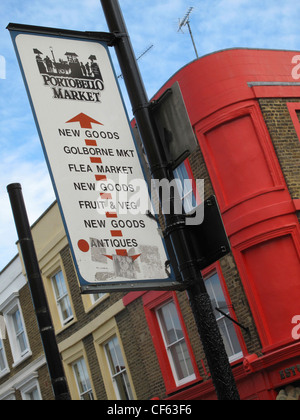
(34, 48), (102, 80)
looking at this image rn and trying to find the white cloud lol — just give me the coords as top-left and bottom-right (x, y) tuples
(199, 0), (300, 53)
(0, 140), (55, 270)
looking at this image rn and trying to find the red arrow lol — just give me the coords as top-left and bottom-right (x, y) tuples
(103, 253), (142, 262)
(66, 113), (103, 129)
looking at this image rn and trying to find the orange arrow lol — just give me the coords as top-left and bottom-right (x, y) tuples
(66, 113), (103, 129)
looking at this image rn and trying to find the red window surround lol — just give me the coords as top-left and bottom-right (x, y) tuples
(202, 262), (248, 360)
(183, 158), (201, 205)
(286, 102), (300, 211)
(123, 264), (247, 395)
(232, 223), (300, 352)
(142, 291), (201, 395)
(286, 102), (300, 144)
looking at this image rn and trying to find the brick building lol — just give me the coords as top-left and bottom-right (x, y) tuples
(143, 47), (300, 399)
(0, 256), (53, 400)
(1, 47), (299, 400)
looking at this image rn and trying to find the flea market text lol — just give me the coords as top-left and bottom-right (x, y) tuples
(59, 123), (204, 219)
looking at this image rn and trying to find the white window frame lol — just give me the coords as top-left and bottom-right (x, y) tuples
(51, 270), (74, 326)
(104, 335), (134, 401)
(91, 293), (107, 305)
(0, 389), (16, 400)
(23, 386), (41, 401)
(0, 337), (9, 378)
(0, 293), (31, 367)
(72, 357), (94, 401)
(18, 373), (42, 400)
(173, 162), (196, 214)
(156, 300), (196, 387)
(205, 272), (243, 363)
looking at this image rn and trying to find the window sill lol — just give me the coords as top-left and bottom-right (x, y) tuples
(12, 350), (32, 368)
(0, 367), (10, 379)
(56, 318), (76, 335)
(86, 294), (110, 313)
(166, 376), (203, 397)
(229, 353), (244, 366)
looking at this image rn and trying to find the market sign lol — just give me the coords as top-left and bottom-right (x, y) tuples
(9, 24), (179, 293)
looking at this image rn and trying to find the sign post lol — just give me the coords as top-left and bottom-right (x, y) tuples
(7, 183), (71, 401)
(8, 4), (240, 399)
(99, 0), (240, 400)
(8, 23), (181, 293)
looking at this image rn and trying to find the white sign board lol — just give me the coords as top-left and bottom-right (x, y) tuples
(10, 27), (178, 292)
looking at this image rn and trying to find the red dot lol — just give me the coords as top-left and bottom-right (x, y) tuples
(78, 240), (90, 253)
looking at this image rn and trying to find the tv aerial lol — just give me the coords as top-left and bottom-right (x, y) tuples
(118, 44), (154, 79)
(178, 7), (199, 59)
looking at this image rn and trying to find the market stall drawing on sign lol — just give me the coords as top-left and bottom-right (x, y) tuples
(9, 26), (178, 293)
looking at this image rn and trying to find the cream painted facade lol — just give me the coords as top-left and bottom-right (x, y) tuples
(0, 256), (50, 400)
(17, 201), (136, 401)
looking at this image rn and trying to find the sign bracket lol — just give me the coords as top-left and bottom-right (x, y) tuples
(7, 23), (116, 45)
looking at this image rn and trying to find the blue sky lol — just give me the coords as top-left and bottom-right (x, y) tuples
(1, 0), (300, 270)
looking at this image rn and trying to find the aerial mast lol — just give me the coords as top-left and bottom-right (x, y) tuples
(178, 6), (199, 59)
(118, 44), (154, 79)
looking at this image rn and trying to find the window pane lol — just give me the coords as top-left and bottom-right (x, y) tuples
(74, 361), (88, 393)
(183, 190), (196, 213)
(206, 273), (227, 317)
(106, 337), (122, 375)
(224, 318), (243, 355)
(205, 272), (243, 361)
(0, 354), (5, 371)
(0, 340), (6, 371)
(12, 309), (22, 334)
(92, 293), (105, 303)
(52, 271), (67, 299)
(17, 331), (27, 354)
(157, 306), (176, 345)
(73, 358), (94, 400)
(26, 387), (41, 400)
(157, 301), (183, 345)
(52, 271), (73, 324)
(105, 336), (133, 400)
(114, 371), (133, 400)
(174, 162), (197, 213)
(157, 300), (195, 385)
(60, 296), (73, 322)
(12, 309), (28, 354)
(170, 341), (194, 380)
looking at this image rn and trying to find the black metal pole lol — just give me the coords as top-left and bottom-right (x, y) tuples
(7, 183), (71, 401)
(100, 0), (240, 400)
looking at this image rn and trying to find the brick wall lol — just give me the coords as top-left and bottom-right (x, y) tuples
(19, 286), (44, 359)
(116, 299), (166, 400)
(59, 246), (126, 400)
(54, 97), (299, 400)
(0, 283), (54, 400)
(111, 145), (262, 399)
(59, 246), (124, 341)
(82, 334), (107, 400)
(38, 364), (54, 400)
(259, 98), (300, 222)
(19, 286), (54, 400)
(188, 146), (262, 356)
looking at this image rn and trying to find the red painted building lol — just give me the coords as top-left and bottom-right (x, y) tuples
(125, 48), (300, 400)
(4, 48), (299, 400)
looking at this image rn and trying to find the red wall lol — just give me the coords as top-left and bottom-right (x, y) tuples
(153, 48), (300, 353)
